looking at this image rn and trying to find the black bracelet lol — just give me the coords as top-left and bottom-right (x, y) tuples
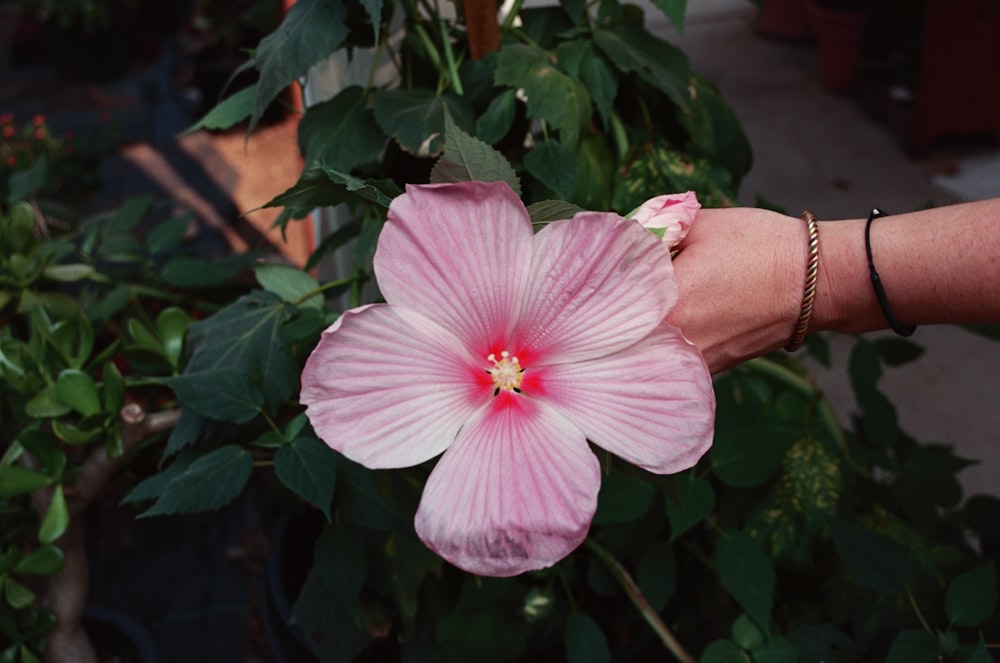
(865, 208), (916, 337)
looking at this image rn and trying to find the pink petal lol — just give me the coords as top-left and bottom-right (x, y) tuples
(511, 212), (676, 365)
(541, 322), (714, 474)
(630, 191), (700, 248)
(414, 395), (600, 576)
(374, 182), (533, 355)
(301, 304), (489, 469)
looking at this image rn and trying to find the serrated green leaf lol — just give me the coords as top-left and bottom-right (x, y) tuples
(494, 44), (590, 146)
(526, 200), (584, 227)
(593, 25), (691, 108)
(372, 89), (474, 156)
(250, 0), (348, 134)
(7, 156), (48, 205)
(255, 263), (323, 309)
(13, 545), (63, 576)
(524, 139), (577, 199)
(174, 291), (298, 416)
(830, 520), (913, 594)
(140, 446), (253, 517)
(650, 0), (687, 33)
(54, 369), (101, 416)
(711, 424), (797, 487)
(556, 41), (617, 129)
(298, 86), (386, 170)
(716, 530), (774, 633)
(431, 106), (520, 194)
(665, 472), (715, 540)
(187, 86), (254, 132)
(38, 485), (68, 544)
(885, 629), (936, 663)
(593, 469), (655, 524)
(946, 561), (996, 627)
(0, 465), (53, 498)
(275, 436), (336, 520)
(162, 368), (264, 423)
(565, 612), (611, 663)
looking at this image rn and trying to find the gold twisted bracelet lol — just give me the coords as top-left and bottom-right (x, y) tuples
(785, 210), (820, 352)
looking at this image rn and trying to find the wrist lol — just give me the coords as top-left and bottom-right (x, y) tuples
(809, 218), (882, 335)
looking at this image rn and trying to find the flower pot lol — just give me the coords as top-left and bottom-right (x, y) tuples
(261, 515), (320, 663)
(756, 0), (812, 42)
(83, 605), (158, 663)
(806, 1), (870, 94)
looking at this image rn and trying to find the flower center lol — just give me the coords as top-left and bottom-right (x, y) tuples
(487, 351), (524, 394)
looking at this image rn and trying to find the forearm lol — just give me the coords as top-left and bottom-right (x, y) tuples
(812, 199), (1000, 335)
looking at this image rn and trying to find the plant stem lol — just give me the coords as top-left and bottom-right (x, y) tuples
(905, 586), (934, 636)
(584, 538), (696, 663)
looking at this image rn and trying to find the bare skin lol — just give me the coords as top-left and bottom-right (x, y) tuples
(667, 199), (1000, 374)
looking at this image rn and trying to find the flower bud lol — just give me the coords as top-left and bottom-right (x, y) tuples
(628, 191), (700, 248)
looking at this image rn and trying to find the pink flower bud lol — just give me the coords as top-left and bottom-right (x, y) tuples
(628, 191), (700, 248)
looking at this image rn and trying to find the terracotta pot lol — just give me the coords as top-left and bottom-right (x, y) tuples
(806, 1), (870, 93)
(756, 0), (812, 42)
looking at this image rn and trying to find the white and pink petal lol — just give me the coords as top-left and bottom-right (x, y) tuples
(300, 304), (489, 469)
(374, 182), (533, 355)
(414, 395), (600, 577)
(539, 322), (714, 475)
(511, 212), (676, 366)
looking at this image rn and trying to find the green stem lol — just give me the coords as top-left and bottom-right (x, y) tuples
(291, 276), (362, 307)
(501, 0), (524, 30)
(439, 17), (464, 95)
(585, 538), (696, 663)
(905, 586), (934, 636)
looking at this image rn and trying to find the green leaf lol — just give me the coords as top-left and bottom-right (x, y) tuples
(494, 44), (590, 146)
(145, 214), (193, 255)
(264, 165), (398, 224)
(7, 156), (48, 205)
(162, 368), (264, 423)
(699, 639), (749, 663)
(650, 0), (688, 33)
(275, 436), (337, 521)
(678, 75), (752, 184)
(42, 264), (95, 282)
(250, 0), (348, 133)
(475, 89), (518, 144)
(593, 25), (691, 109)
(964, 639), (993, 663)
(121, 452), (197, 504)
(298, 86), (386, 170)
(156, 307), (190, 370)
(160, 253), (257, 288)
(187, 86), (254, 132)
(13, 545), (63, 576)
(0, 466), (52, 498)
(711, 424), (797, 487)
(665, 472), (715, 540)
(750, 638), (800, 663)
(524, 139), (578, 199)
(430, 106), (521, 195)
(636, 541), (677, 611)
(101, 361), (125, 413)
(4, 577), (35, 609)
(731, 614), (764, 651)
(336, 459), (404, 531)
(592, 469), (656, 524)
(372, 89), (474, 156)
(564, 612), (611, 663)
(716, 530), (774, 633)
(788, 625), (857, 663)
(38, 485), (68, 544)
(55, 369), (101, 416)
(25, 383), (72, 419)
(172, 291), (298, 416)
(255, 263), (323, 309)
(830, 520), (913, 594)
(140, 446), (253, 517)
(556, 41), (617, 128)
(874, 337), (925, 366)
(946, 561), (996, 627)
(885, 629), (937, 663)
(526, 200), (584, 227)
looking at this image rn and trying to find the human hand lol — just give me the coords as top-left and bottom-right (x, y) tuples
(666, 207), (809, 373)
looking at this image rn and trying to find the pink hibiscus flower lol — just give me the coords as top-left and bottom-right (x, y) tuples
(300, 181), (714, 577)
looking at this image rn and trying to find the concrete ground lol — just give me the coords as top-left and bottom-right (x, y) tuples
(652, 0), (1000, 499)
